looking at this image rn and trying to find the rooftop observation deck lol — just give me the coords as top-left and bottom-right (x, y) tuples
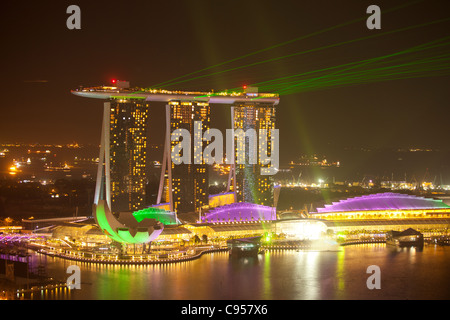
(71, 86), (280, 105)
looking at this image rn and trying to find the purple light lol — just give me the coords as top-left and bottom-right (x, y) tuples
(315, 192), (450, 213)
(201, 202), (276, 223)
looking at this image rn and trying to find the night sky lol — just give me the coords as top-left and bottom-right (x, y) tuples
(1, 0), (449, 162)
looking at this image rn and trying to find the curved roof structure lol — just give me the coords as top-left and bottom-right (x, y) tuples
(315, 192), (450, 213)
(133, 206), (180, 225)
(201, 202), (276, 223)
(95, 201), (163, 244)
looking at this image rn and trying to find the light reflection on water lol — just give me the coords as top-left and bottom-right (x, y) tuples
(35, 245), (450, 300)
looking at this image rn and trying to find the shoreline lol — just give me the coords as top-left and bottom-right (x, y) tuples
(28, 246), (229, 265)
(25, 239), (390, 265)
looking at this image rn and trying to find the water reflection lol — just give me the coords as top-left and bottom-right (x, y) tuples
(263, 252), (272, 300)
(30, 245), (450, 300)
(290, 251), (320, 299)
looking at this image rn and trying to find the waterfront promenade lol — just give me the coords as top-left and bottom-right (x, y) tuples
(27, 243), (229, 265)
(24, 239), (386, 265)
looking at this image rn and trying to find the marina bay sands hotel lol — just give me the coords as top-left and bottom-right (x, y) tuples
(72, 80), (280, 218)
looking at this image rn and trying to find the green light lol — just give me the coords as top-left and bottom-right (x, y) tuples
(133, 207), (178, 225)
(95, 201), (163, 244)
(155, 14), (449, 90)
(277, 58), (450, 95)
(261, 19), (445, 88)
(152, 0), (425, 89)
(263, 232), (272, 244)
(117, 228), (151, 244)
(245, 36), (450, 96)
(95, 201), (124, 243)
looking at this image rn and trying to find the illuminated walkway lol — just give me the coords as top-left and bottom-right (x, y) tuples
(28, 244), (228, 265)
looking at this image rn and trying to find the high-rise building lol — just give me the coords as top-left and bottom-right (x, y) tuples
(109, 98), (148, 213)
(168, 100), (211, 213)
(231, 102), (276, 206)
(73, 83), (279, 215)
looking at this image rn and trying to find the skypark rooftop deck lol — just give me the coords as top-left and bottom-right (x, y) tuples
(71, 85), (280, 105)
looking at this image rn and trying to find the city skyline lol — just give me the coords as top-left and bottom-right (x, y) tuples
(1, 1), (449, 163)
(1, 0), (450, 303)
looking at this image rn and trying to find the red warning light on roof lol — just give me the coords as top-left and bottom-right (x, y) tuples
(112, 79), (117, 84)
(243, 85), (247, 89)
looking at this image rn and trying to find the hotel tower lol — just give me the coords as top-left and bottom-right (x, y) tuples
(72, 82), (279, 215)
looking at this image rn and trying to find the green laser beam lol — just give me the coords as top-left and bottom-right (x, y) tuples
(244, 38), (450, 94)
(289, 69), (450, 94)
(287, 72), (450, 94)
(194, 36), (450, 98)
(274, 58), (450, 92)
(248, 58), (450, 96)
(152, 0), (425, 88)
(275, 37), (450, 94)
(277, 62), (450, 94)
(155, 17), (450, 89)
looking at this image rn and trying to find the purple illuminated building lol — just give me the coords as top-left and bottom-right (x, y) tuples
(201, 202), (276, 223)
(315, 192), (450, 213)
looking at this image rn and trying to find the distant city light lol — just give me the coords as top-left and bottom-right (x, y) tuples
(9, 165), (17, 175)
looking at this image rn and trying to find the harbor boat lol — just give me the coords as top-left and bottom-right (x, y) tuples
(386, 228), (424, 248)
(227, 236), (262, 257)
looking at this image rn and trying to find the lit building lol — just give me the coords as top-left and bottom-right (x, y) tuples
(168, 101), (210, 213)
(72, 82), (281, 245)
(201, 202), (276, 223)
(231, 100), (277, 206)
(311, 192), (450, 220)
(312, 192), (450, 236)
(51, 223), (110, 247)
(94, 200), (163, 244)
(109, 98), (148, 213)
(208, 192), (236, 209)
